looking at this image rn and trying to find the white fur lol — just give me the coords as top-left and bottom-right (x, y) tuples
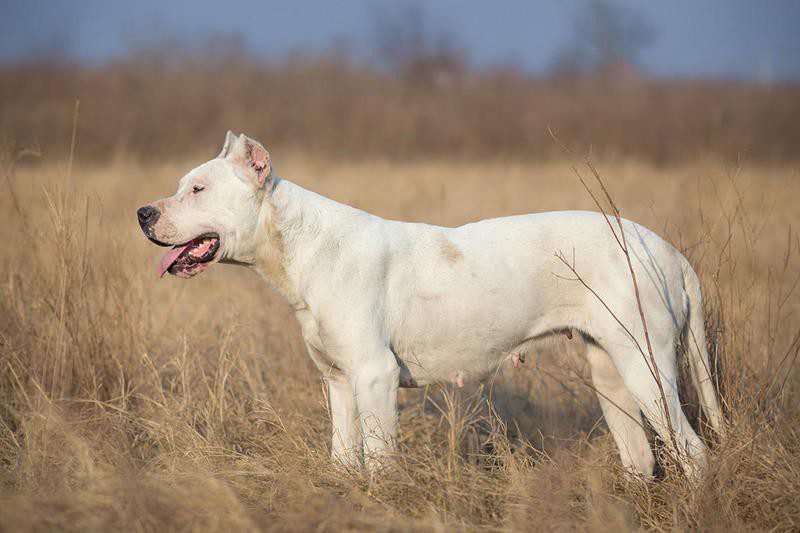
(143, 133), (723, 477)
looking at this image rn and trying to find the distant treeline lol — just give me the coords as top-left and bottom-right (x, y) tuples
(1, 53), (799, 163)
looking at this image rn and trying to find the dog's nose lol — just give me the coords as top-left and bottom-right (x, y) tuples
(137, 205), (160, 229)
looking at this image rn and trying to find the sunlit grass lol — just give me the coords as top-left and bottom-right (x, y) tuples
(0, 150), (798, 530)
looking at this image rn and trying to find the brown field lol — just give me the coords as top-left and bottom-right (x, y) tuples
(2, 58), (800, 165)
(0, 144), (798, 531)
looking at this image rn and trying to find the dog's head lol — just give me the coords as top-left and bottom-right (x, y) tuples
(137, 131), (273, 278)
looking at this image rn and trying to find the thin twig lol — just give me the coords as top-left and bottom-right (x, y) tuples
(548, 126), (681, 471)
(583, 158), (679, 459)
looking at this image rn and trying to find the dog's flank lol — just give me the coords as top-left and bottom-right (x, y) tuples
(138, 131), (723, 477)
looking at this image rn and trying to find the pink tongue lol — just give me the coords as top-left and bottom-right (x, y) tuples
(157, 244), (190, 278)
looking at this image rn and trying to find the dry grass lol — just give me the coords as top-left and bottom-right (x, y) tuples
(2, 57), (799, 164)
(0, 147), (799, 531)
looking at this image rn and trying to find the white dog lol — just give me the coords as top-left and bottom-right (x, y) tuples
(138, 132), (722, 477)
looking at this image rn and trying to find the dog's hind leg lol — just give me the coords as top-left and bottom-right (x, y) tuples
(603, 334), (707, 477)
(586, 342), (655, 477)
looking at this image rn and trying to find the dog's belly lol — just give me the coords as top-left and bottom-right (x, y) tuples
(390, 297), (565, 387)
(395, 345), (509, 387)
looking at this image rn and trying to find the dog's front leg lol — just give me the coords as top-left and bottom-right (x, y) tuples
(327, 374), (362, 468)
(353, 355), (400, 472)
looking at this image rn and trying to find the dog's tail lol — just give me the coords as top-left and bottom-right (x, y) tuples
(681, 259), (724, 434)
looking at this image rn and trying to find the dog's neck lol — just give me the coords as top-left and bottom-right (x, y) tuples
(250, 178), (368, 309)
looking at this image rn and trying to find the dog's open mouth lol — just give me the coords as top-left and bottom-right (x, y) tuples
(157, 233), (221, 278)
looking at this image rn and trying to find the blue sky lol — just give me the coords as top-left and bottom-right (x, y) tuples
(1, 0), (799, 80)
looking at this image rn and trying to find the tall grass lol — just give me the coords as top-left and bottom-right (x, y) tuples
(0, 146), (798, 530)
(2, 55), (799, 164)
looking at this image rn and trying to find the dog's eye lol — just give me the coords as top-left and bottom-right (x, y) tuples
(192, 185), (205, 194)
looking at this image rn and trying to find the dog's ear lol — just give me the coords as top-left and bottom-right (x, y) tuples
(217, 130), (238, 159)
(226, 134), (272, 188)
